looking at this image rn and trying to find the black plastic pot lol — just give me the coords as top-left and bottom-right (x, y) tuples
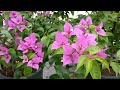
(86, 74), (120, 79)
(0, 68), (43, 79)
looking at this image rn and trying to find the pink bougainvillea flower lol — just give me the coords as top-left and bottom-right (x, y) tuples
(96, 48), (109, 58)
(32, 42), (42, 52)
(61, 21), (74, 38)
(27, 53), (44, 70)
(34, 51), (44, 63)
(85, 33), (98, 46)
(2, 54), (11, 63)
(11, 14), (22, 24)
(95, 22), (106, 36)
(20, 18), (28, 25)
(17, 25), (25, 32)
(10, 11), (19, 18)
(14, 32), (22, 44)
(24, 33), (37, 45)
(17, 40), (28, 54)
(74, 19), (87, 32)
(44, 11), (51, 16)
(86, 16), (92, 26)
(72, 36), (89, 55)
(23, 55), (29, 63)
(5, 20), (16, 30)
(63, 45), (79, 66)
(0, 45), (8, 55)
(73, 28), (84, 38)
(27, 60), (39, 70)
(51, 32), (69, 49)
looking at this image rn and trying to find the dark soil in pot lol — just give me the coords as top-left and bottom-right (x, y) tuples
(86, 67), (120, 79)
(0, 65), (43, 79)
(101, 67), (120, 79)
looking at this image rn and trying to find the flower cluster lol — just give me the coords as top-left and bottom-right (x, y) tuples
(0, 45), (11, 63)
(5, 11), (28, 32)
(51, 16), (108, 66)
(17, 33), (44, 70)
(36, 11), (51, 16)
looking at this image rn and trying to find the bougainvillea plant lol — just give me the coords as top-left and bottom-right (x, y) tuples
(50, 16), (110, 79)
(0, 11), (73, 79)
(1, 11), (120, 79)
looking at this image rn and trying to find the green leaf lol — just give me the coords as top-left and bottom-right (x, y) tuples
(41, 36), (50, 47)
(18, 56), (23, 59)
(0, 64), (2, 70)
(90, 61), (101, 79)
(84, 60), (93, 78)
(49, 32), (56, 39)
(13, 70), (22, 79)
(110, 62), (120, 76)
(4, 12), (10, 20)
(55, 65), (69, 79)
(106, 32), (114, 37)
(34, 33), (40, 38)
(94, 56), (109, 71)
(47, 44), (54, 55)
(0, 15), (3, 26)
(89, 25), (95, 29)
(27, 53), (35, 60)
(52, 47), (64, 56)
(85, 45), (100, 55)
(116, 50), (120, 60)
(0, 29), (13, 39)
(90, 29), (98, 35)
(23, 66), (32, 76)
(73, 36), (77, 42)
(1, 60), (11, 68)
(49, 74), (62, 79)
(76, 55), (89, 71)
(9, 48), (16, 58)
(16, 62), (24, 68)
(37, 27), (44, 32)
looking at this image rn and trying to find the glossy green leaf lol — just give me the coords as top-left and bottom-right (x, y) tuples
(94, 56), (109, 71)
(49, 74), (62, 79)
(90, 61), (101, 79)
(84, 60), (93, 78)
(116, 50), (120, 60)
(27, 53), (35, 60)
(52, 47), (64, 56)
(1, 29), (13, 39)
(9, 48), (16, 58)
(23, 66), (32, 76)
(16, 62), (24, 68)
(110, 62), (120, 76)
(86, 45), (100, 55)
(76, 55), (89, 71)
(41, 36), (50, 47)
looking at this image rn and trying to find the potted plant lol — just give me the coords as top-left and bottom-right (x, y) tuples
(0, 11), (73, 79)
(49, 15), (112, 79)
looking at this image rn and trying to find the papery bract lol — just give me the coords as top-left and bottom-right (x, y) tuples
(27, 60), (39, 70)
(5, 20), (16, 30)
(85, 33), (98, 46)
(23, 55), (29, 63)
(63, 45), (79, 66)
(17, 25), (25, 32)
(86, 16), (92, 26)
(62, 21), (74, 38)
(10, 11), (19, 18)
(51, 32), (69, 49)
(95, 22), (106, 36)
(11, 15), (22, 24)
